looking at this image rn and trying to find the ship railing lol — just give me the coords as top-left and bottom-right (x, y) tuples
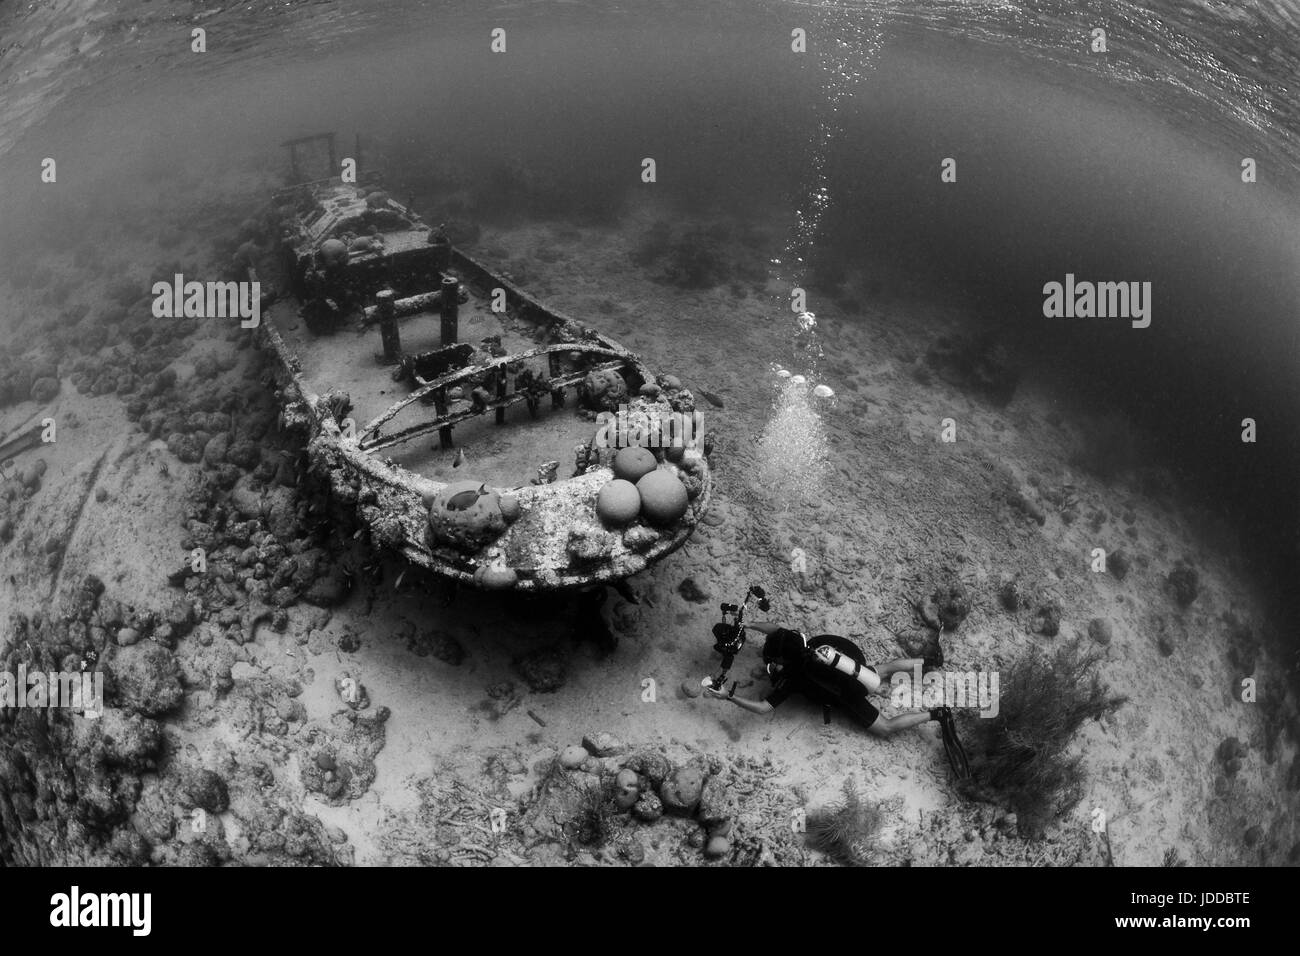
(357, 343), (635, 453)
(272, 170), (385, 204)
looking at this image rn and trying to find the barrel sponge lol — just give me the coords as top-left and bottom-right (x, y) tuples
(474, 565), (518, 590)
(636, 470), (689, 526)
(596, 479), (641, 526)
(320, 238), (349, 266)
(612, 446), (657, 483)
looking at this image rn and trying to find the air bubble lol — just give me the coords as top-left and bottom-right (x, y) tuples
(755, 379), (830, 506)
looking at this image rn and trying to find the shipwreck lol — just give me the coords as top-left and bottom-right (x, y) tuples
(237, 133), (713, 592)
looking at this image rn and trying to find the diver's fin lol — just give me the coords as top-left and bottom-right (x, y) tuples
(937, 707), (972, 780)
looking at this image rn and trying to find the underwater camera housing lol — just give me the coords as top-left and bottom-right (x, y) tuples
(703, 585), (769, 692)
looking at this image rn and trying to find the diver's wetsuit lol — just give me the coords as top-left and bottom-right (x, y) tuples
(763, 628), (881, 728)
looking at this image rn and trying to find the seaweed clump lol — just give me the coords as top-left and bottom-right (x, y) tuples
(512, 645), (570, 692)
(805, 778), (883, 866)
(567, 777), (619, 850)
(1167, 561), (1199, 608)
(922, 331), (1020, 406)
(963, 641), (1125, 837)
(665, 228), (726, 289)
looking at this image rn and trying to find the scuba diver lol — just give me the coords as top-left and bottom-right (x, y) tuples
(703, 621), (950, 739)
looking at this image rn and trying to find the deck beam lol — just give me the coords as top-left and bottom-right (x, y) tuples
(359, 360), (626, 453)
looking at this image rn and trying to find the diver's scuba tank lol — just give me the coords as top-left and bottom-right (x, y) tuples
(812, 642), (878, 694)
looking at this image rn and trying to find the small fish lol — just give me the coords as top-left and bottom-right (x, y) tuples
(699, 389), (725, 409)
(446, 482), (489, 512)
(453, 448), (467, 468)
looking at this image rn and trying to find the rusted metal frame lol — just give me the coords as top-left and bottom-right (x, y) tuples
(359, 343), (630, 438)
(0, 420), (44, 463)
(359, 359), (627, 453)
(360, 287), (466, 325)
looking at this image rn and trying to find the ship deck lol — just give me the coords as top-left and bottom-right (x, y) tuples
(267, 298), (601, 491)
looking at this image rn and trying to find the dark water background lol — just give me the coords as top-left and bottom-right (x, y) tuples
(1, 0), (1297, 611)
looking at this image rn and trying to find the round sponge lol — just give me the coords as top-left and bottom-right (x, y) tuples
(320, 238), (348, 266)
(475, 565), (518, 590)
(636, 470), (689, 526)
(612, 446), (657, 483)
(596, 479), (642, 526)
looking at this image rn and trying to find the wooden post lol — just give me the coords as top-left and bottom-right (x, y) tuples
(440, 275), (459, 345)
(376, 289), (401, 364)
(436, 386), (453, 449)
(495, 366), (508, 425)
(548, 353), (564, 409)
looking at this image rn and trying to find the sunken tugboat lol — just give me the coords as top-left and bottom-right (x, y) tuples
(239, 134), (712, 592)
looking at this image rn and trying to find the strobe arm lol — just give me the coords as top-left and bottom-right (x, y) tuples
(705, 650), (738, 692)
(703, 585), (769, 691)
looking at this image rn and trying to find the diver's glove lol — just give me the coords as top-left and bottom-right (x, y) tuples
(929, 706), (952, 722)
